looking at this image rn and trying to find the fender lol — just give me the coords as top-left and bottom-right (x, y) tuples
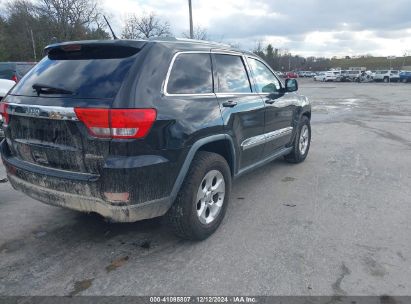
(168, 134), (236, 204)
(288, 98), (311, 146)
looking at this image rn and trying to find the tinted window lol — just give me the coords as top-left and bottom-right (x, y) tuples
(214, 54), (251, 93)
(0, 63), (14, 80)
(10, 45), (140, 99)
(248, 58), (281, 93)
(167, 53), (212, 94)
(16, 64), (35, 77)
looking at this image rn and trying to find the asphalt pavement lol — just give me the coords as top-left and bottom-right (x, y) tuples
(1, 79), (410, 296)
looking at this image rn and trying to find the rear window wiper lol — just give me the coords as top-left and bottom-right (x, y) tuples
(32, 83), (74, 96)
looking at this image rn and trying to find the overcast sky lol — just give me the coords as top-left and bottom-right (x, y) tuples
(103, 0), (411, 57)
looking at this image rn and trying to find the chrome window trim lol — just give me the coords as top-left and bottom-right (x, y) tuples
(5, 103), (78, 121)
(212, 52), (253, 94)
(246, 55), (285, 89)
(163, 50), (248, 97)
(163, 51), (214, 97)
(215, 93), (260, 97)
(241, 127), (293, 151)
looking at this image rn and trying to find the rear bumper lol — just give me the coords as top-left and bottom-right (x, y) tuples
(1, 140), (180, 222)
(7, 173), (171, 222)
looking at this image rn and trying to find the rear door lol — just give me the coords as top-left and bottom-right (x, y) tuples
(2, 43), (142, 175)
(212, 52), (266, 171)
(246, 56), (295, 156)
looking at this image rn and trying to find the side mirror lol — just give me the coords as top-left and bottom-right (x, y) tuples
(285, 78), (298, 92)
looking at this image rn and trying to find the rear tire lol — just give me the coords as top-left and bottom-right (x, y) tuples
(284, 116), (311, 163)
(383, 77), (389, 83)
(165, 152), (231, 241)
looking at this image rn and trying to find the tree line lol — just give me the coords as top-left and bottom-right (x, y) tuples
(253, 42), (411, 71)
(1, 0), (408, 70)
(0, 0), (208, 62)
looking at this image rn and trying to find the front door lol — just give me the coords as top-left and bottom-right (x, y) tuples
(212, 53), (266, 171)
(246, 57), (295, 157)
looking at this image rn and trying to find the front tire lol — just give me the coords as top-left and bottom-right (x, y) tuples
(284, 116), (311, 163)
(165, 152), (231, 241)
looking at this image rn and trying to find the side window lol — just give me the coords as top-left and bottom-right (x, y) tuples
(167, 53), (213, 94)
(214, 54), (251, 93)
(16, 64), (35, 77)
(248, 58), (281, 93)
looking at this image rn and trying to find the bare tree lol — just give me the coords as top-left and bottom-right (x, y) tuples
(122, 12), (172, 39)
(35, 0), (106, 40)
(1, 0), (109, 61)
(182, 26), (208, 40)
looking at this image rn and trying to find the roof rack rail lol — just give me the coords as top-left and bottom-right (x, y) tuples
(148, 36), (231, 48)
(175, 38), (231, 47)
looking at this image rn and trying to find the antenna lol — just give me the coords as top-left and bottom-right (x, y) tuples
(103, 15), (118, 40)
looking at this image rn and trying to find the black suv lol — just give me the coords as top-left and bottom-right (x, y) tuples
(0, 39), (311, 240)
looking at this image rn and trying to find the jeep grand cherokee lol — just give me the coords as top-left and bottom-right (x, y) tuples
(0, 39), (311, 240)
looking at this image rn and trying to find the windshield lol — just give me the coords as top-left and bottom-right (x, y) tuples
(10, 45), (140, 99)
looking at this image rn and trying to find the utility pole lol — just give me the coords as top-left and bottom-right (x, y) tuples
(30, 28), (37, 61)
(188, 0), (194, 39)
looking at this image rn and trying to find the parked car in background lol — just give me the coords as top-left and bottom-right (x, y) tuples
(314, 72), (326, 81)
(345, 70), (362, 82)
(400, 71), (411, 83)
(314, 71), (339, 82)
(0, 39), (311, 240)
(358, 71), (374, 83)
(299, 71), (314, 77)
(0, 62), (36, 82)
(326, 71), (341, 82)
(336, 70), (350, 82)
(0, 79), (16, 139)
(285, 71), (298, 78)
(373, 70), (400, 83)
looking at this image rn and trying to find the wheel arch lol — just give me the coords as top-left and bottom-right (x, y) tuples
(169, 134), (237, 204)
(302, 111), (311, 120)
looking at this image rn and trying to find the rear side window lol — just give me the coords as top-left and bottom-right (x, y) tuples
(10, 45), (140, 99)
(167, 53), (212, 94)
(214, 54), (251, 93)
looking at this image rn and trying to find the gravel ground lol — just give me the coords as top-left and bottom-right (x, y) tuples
(0, 79), (410, 296)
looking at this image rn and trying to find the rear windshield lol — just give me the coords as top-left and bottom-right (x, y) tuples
(10, 45), (140, 99)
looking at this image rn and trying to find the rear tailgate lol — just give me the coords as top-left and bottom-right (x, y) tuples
(1, 41), (144, 175)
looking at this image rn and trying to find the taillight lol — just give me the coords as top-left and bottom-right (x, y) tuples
(74, 108), (157, 139)
(11, 75), (18, 83)
(0, 102), (9, 125)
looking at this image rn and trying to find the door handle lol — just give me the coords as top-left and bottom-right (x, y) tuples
(265, 99), (275, 104)
(222, 100), (238, 107)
